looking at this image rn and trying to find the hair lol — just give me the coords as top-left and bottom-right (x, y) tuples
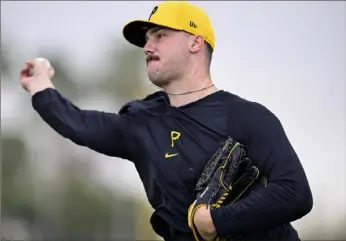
(205, 42), (213, 67)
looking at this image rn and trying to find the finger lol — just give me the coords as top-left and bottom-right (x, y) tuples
(21, 62), (37, 77)
(23, 61), (35, 74)
(20, 65), (30, 77)
(25, 60), (35, 68)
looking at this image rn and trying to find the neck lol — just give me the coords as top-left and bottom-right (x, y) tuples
(161, 73), (217, 107)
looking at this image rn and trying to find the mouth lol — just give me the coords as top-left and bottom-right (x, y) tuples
(146, 55), (160, 65)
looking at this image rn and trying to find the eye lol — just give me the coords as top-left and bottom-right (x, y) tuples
(156, 32), (166, 40)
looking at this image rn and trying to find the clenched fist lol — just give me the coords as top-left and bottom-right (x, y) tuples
(20, 58), (55, 95)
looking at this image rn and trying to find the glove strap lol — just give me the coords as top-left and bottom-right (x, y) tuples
(188, 203), (208, 241)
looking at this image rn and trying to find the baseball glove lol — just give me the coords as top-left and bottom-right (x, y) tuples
(187, 136), (267, 241)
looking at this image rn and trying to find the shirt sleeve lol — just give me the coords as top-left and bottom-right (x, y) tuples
(210, 102), (313, 236)
(31, 88), (133, 160)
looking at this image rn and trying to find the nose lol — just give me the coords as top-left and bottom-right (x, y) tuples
(144, 39), (155, 55)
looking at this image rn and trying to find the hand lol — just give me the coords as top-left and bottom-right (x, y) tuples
(189, 203), (217, 240)
(20, 58), (55, 95)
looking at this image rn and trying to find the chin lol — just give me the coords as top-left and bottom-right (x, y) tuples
(149, 79), (165, 88)
(148, 75), (169, 88)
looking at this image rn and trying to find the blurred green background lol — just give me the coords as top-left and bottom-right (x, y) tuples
(1, 37), (162, 240)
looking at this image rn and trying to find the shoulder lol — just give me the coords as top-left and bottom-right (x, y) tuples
(221, 91), (280, 123)
(118, 90), (168, 116)
(220, 91), (284, 141)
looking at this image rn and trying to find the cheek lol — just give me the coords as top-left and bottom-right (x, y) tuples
(173, 42), (185, 53)
(168, 43), (187, 61)
(158, 40), (188, 66)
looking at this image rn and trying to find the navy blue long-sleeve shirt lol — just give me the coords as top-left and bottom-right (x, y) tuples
(31, 88), (313, 241)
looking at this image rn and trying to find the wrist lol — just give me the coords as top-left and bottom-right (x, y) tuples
(194, 205), (217, 235)
(27, 79), (55, 96)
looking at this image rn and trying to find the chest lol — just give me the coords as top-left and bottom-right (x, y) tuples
(131, 109), (229, 192)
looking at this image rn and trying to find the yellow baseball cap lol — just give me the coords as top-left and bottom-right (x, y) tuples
(122, 1), (215, 50)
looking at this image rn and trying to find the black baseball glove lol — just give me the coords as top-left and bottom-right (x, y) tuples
(187, 136), (267, 241)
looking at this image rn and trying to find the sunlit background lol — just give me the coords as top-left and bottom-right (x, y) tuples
(1, 1), (345, 240)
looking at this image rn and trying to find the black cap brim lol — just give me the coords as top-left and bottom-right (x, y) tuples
(122, 20), (160, 48)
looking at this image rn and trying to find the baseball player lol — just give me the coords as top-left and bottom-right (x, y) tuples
(20, 2), (313, 241)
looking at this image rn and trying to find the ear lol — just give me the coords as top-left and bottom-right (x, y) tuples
(189, 35), (204, 53)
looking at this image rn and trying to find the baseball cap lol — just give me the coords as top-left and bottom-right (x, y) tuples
(122, 1), (215, 50)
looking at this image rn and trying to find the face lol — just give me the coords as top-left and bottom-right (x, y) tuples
(144, 27), (191, 87)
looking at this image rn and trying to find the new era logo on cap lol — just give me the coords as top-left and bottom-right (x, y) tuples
(189, 21), (197, 28)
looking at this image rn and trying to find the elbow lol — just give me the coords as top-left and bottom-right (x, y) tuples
(288, 180), (313, 221)
(297, 185), (313, 218)
(58, 126), (88, 147)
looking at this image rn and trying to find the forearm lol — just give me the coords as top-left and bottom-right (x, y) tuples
(32, 88), (92, 144)
(31, 88), (131, 158)
(210, 179), (313, 236)
(212, 101), (314, 236)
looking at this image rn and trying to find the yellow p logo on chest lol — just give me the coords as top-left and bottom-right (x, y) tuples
(171, 131), (181, 147)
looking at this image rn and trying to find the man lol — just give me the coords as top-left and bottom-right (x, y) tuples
(20, 1), (313, 241)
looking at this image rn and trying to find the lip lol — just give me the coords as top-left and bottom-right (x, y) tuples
(147, 60), (159, 66)
(146, 55), (160, 65)
(147, 58), (159, 66)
